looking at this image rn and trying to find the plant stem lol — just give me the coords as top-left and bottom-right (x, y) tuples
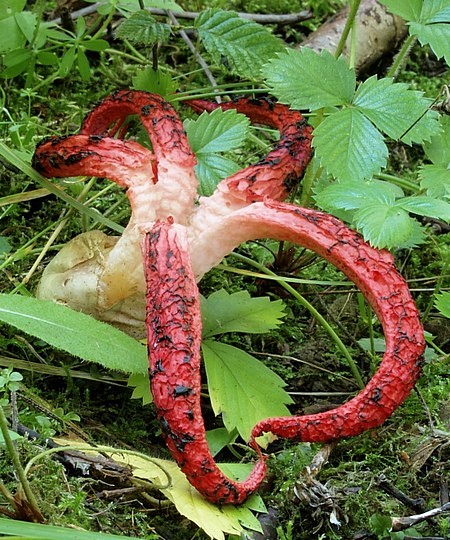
(387, 34), (417, 79)
(231, 252), (365, 389)
(376, 172), (421, 193)
(334, 0), (362, 59)
(0, 406), (44, 522)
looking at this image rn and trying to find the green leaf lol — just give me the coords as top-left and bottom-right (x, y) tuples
(201, 289), (285, 338)
(0, 517), (137, 539)
(0, 294), (147, 374)
(195, 9), (284, 78)
(185, 108), (250, 195)
(0, 0), (26, 19)
(0, 15), (26, 51)
(132, 66), (177, 97)
(315, 180), (403, 212)
(206, 427), (238, 456)
(185, 108), (250, 154)
(127, 372), (153, 405)
(353, 75), (439, 143)
(435, 291), (450, 318)
(398, 195), (450, 220)
(0, 429), (21, 446)
(83, 38), (109, 52)
(115, 10), (170, 46)
(354, 203), (414, 248)
(194, 154), (241, 196)
(419, 164), (450, 198)
(423, 115), (450, 166)
(202, 340), (292, 441)
(313, 108), (388, 181)
(379, 0), (422, 21)
(263, 47), (356, 110)
(76, 49), (91, 81)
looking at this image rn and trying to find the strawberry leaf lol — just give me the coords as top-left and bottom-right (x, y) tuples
(435, 291), (450, 318)
(315, 180), (403, 212)
(353, 75), (439, 143)
(313, 108), (388, 181)
(423, 115), (450, 166)
(202, 340), (292, 441)
(354, 203), (414, 248)
(116, 11), (170, 45)
(195, 9), (284, 79)
(397, 195), (450, 220)
(201, 289), (285, 338)
(185, 108), (250, 195)
(263, 48), (356, 110)
(185, 108), (250, 154)
(419, 164), (450, 198)
(127, 372), (153, 405)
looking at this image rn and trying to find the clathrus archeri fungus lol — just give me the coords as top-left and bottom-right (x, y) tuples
(33, 90), (425, 505)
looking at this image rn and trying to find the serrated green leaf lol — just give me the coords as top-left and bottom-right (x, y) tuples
(353, 75), (438, 142)
(410, 21), (450, 65)
(423, 115), (450, 165)
(195, 9), (284, 78)
(201, 289), (285, 338)
(185, 108), (250, 154)
(315, 180), (403, 212)
(398, 195), (450, 220)
(313, 108), (388, 181)
(435, 291), (450, 318)
(419, 164), (450, 198)
(379, 0), (422, 21)
(0, 294), (147, 373)
(132, 66), (177, 98)
(127, 372), (153, 405)
(194, 154), (241, 196)
(354, 203), (414, 248)
(115, 10), (170, 46)
(263, 47), (356, 110)
(202, 340), (292, 441)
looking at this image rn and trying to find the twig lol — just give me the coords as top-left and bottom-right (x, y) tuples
(391, 502), (450, 532)
(166, 10), (219, 95)
(377, 474), (426, 513)
(50, 4), (311, 26)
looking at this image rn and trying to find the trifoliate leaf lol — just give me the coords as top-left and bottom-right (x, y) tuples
(194, 154), (240, 196)
(419, 164), (450, 198)
(398, 195), (450, 221)
(201, 289), (285, 338)
(0, 294), (147, 373)
(195, 9), (284, 79)
(263, 48), (356, 110)
(185, 108), (250, 154)
(115, 10), (170, 45)
(354, 203), (414, 248)
(435, 291), (450, 318)
(423, 115), (450, 166)
(313, 108), (388, 181)
(132, 67), (177, 98)
(315, 180), (403, 212)
(353, 76), (439, 143)
(202, 340), (292, 441)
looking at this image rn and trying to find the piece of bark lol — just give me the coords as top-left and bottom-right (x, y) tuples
(301, 0), (407, 73)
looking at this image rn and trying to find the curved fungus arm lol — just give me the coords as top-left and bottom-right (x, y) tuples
(143, 220), (267, 505)
(144, 202), (425, 505)
(186, 97), (313, 202)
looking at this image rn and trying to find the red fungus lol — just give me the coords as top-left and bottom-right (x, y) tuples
(33, 90), (425, 505)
